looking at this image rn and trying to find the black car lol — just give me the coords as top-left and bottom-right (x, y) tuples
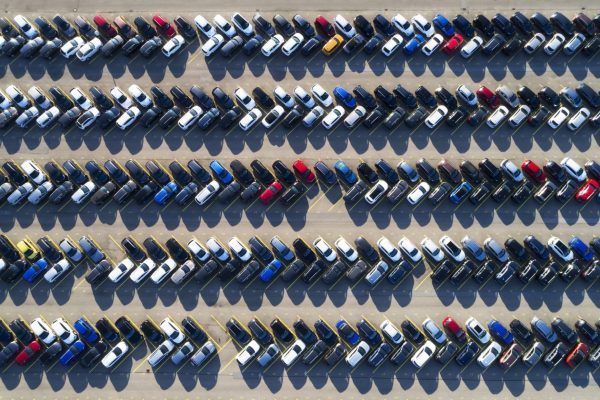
(219, 107), (242, 129)
(387, 260), (412, 284)
(158, 106), (180, 129)
(3, 36), (26, 57)
(174, 16), (195, 39)
(551, 318), (578, 345)
(235, 260), (260, 284)
(455, 341), (479, 366)
(272, 14), (294, 37)
(165, 238), (190, 263)
(450, 260), (475, 286)
(281, 259), (306, 282)
(353, 85), (378, 110)
(143, 237), (168, 262)
(188, 86), (215, 110)
(384, 107), (407, 130)
(140, 320), (165, 344)
(91, 182), (116, 205)
(251, 160), (275, 185)
(122, 35), (144, 56)
(355, 236), (378, 263)
(375, 159), (399, 184)
(3, 161), (27, 185)
(314, 319), (337, 346)
(252, 87), (275, 109)
(478, 158), (502, 184)
(415, 86), (437, 109)
(134, 16), (157, 39)
(550, 12), (575, 36)
(393, 84), (418, 109)
(509, 319), (533, 345)
(527, 106), (550, 127)
(293, 238), (317, 264)
(40, 342), (63, 365)
(502, 37), (522, 56)
(85, 160), (110, 185)
(401, 320), (425, 345)
(363, 106), (385, 129)
(10, 319), (35, 343)
(193, 260), (219, 283)
(373, 14), (394, 36)
(343, 181), (368, 203)
(473, 14), (495, 37)
(435, 87), (458, 110)
(247, 318), (273, 346)
(170, 86), (194, 109)
(39, 38), (63, 59)
(354, 15), (374, 37)
(453, 14), (475, 38)
(390, 341), (414, 366)
(220, 35), (244, 57)
(270, 318), (294, 343)
(446, 107), (468, 128)
(121, 237), (146, 263)
(52, 14), (76, 38)
(282, 106), (304, 128)
(530, 13), (555, 37)
(575, 319), (600, 346)
(88, 86), (114, 112)
(582, 35), (600, 56)
(472, 261), (496, 284)
(37, 236), (63, 263)
(505, 238), (528, 262)
(0, 108), (18, 129)
(125, 160), (150, 186)
(518, 260), (540, 283)
(217, 181), (241, 204)
(576, 83), (600, 108)
(272, 160), (296, 186)
(150, 86), (174, 109)
(321, 260), (346, 284)
(435, 342), (458, 364)
(240, 181), (261, 202)
(416, 158), (440, 184)
(466, 107), (489, 126)
(139, 106), (161, 128)
(242, 35), (264, 55)
(0, 341), (18, 366)
(32, 17), (57, 40)
(293, 319), (317, 345)
(510, 12), (534, 37)
(181, 317), (207, 344)
(280, 181), (305, 206)
(301, 37), (321, 56)
(543, 161), (567, 184)
(482, 33), (507, 55)
(49, 181), (74, 204)
(58, 107), (82, 128)
(86, 260), (112, 284)
(2, 260), (26, 283)
(357, 162), (378, 185)
(302, 259), (326, 284)
(169, 161), (192, 186)
(469, 182), (493, 205)
(229, 160), (253, 186)
(292, 14), (315, 37)
(253, 13), (275, 36)
(362, 33), (385, 54)
(517, 86), (540, 109)
(226, 318), (251, 345)
(98, 107), (120, 129)
(538, 86), (561, 110)
(342, 33), (365, 55)
(44, 161), (67, 185)
(374, 85), (396, 109)
(95, 317), (120, 343)
(492, 13), (516, 37)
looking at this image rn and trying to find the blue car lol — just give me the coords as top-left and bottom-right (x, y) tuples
(432, 14), (455, 37)
(259, 259), (282, 282)
(153, 181), (178, 205)
(335, 319), (360, 345)
(403, 34), (425, 56)
(334, 160), (357, 185)
(209, 160), (233, 185)
(449, 182), (473, 204)
(487, 319), (513, 345)
(333, 86), (356, 108)
(22, 259), (49, 283)
(59, 340), (86, 366)
(569, 237), (594, 262)
(74, 318), (99, 344)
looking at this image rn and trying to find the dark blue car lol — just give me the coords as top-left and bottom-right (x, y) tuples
(336, 319), (360, 345)
(209, 160), (233, 185)
(153, 181), (178, 205)
(569, 237), (594, 262)
(334, 160), (357, 185)
(59, 340), (86, 366)
(433, 14), (455, 37)
(259, 259), (283, 282)
(22, 259), (49, 283)
(403, 34), (425, 55)
(487, 319), (513, 345)
(333, 86), (356, 108)
(74, 318), (99, 344)
(450, 181), (473, 204)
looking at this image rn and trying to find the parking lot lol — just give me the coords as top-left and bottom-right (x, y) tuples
(1, 0), (600, 399)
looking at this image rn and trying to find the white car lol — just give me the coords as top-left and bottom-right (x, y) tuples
(21, 160), (46, 184)
(293, 86), (316, 109)
(343, 106), (367, 128)
(194, 15), (217, 37)
(273, 86), (295, 109)
(7, 183), (34, 205)
(547, 107), (570, 129)
(36, 106), (61, 128)
(116, 106), (141, 130)
(76, 107), (101, 130)
(524, 33), (545, 54)
(439, 236), (465, 263)
(364, 180), (389, 204)
(424, 105), (448, 128)
(108, 258), (135, 283)
(60, 36), (85, 58)
(345, 341), (370, 367)
(28, 87), (51, 110)
(567, 107), (590, 131)
(411, 14), (435, 37)
(422, 33), (443, 56)
(322, 106), (345, 129)
(391, 14), (414, 36)
(477, 341), (502, 368)
(560, 157), (587, 182)
(188, 239), (210, 263)
(6, 85), (30, 108)
(150, 258), (178, 284)
(420, 238), (445, 263)
(71, 181), (97, 204)
(213, 14), (236, 38)
(500, 159), (524, 182)
(313, 237), (337, 263)
(381, 34), (404, 57)
(398, 237), (423, 263)
(31, 318), (57, 345)
(160, 317), (185, 344)
(466, 317), (491, 344)
(44, 259), (71, 283)
(544, 33), (565, 55)
(228, 237), (252, 262)
(456, 84), (477, 106)
(547, 236), (574, 262)
(101, 341), (130, 368)
(0, 89), (13, 109)
(178, 106), (203, 130)
(563, 32), (586, 55)
(128, 85), (152, 108)
(311, 84), (333, 107)
(407, 182), (430, 205)
(69, 87), (92, 110)
(195, 181), (220, 205)
(51, 317), (77, 344)
(334, 14), (356, 39)
(281, 339), (306, 367)
(170, 260), (196, 285)
(162, 34), (185, 57)
(237, 340), (260, 366)
(334, 237), (358, 263)
(486, 105), (509, 128)
(261, 105), (285, 128)
(129, 258), (157, 283)
(365, 260), (389, 285)
(261, 34), (284, 56)
(422, 318), (447, 344)
(148, 339), (175, 367)
(206, 237), (230, 262)
(239, 108), (262, 131)
(380, 320), (404, 345)
(281, 33), (304, 56)
(377, 236), (401, 263)
(411, 340), (436, 368)
(231, 13), (253, 36)
(460, 36), (483, 58)
(14, 15), (38, 39)
(76, 37), (102, 61)
(110, 87), (133, 109)
(28, 181), (54, 204)
(508, 104), (531, 128)
(302, 106), (325, 127)
(234, 87), (256, 111)
(201, 34), (225, 56)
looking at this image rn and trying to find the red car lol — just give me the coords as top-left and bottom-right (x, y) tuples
(575, 179), (599, 203)
(565, 342), (589, 368)
(15, 340), (41, 365)
(476, 86), (501, 109)
(259, 181), (283, 204)
(521, 160), (546, 183)
(93, 15), (117, 38)
(315, 16), (335, 37)
(153, 14), (176, 38)
(442, 34), (464, 54)
(293, 160), (316, 183)
(442, 316), (466, 343)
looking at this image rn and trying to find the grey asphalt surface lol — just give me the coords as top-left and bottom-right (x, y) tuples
(1, 1), (600, 399)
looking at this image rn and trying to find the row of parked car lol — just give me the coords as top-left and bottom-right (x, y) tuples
(1, 155), (598, 209)
(1, 228), (598, 291)
(3, 81), (600, 132)
(1, 11), (599, 61)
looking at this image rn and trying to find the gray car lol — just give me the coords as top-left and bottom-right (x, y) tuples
(531, 317), (558, 344)
(522, 341), (545, 367)
(190, 341), (215, 367)
(483, 238), (508, 263)
(78, 236), (105, 263)
(171, 341), (194, 365)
